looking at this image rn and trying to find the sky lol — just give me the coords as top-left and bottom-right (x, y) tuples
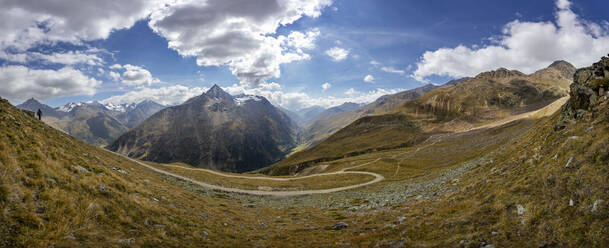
(0, 0), (608, 110)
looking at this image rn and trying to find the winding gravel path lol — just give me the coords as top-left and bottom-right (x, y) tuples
(118, 153), (384, 196)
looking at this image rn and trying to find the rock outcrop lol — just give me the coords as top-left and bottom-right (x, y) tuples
(557, 55), (609, 130)
(570, 56), (609, 110)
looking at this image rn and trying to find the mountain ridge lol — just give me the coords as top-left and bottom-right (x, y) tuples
(265, 61), (576, 175)
(17, 98), (166, 146)
(109, 85), (298, 172)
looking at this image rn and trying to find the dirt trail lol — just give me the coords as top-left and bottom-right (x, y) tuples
(118, 153), (384, 196)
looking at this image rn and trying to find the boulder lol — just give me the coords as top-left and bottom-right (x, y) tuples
(332, 222), (349, 230)
(118, 238), (135, 243)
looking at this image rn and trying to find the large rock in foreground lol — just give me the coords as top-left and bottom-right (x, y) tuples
(569, 55), (609, 110)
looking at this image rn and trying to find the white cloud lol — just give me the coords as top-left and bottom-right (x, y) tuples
(345, 88), (359, 96)
(33, 51), (103, 66)
(222, 82), (403, 110)
(148, 0), (331, 86)
(0, 1), (163, 52)
(113, 64), (162, 87)
(257, 82), (282, 91)
(380, 66), (405, 75)
(412, 0), (609, 81)
(281, 29), (320, 50)
(363, 74), (375, 83)
(325, 47), (350, 61)
(109, 64), (123, 70)
(321, 82), (331, 91)
(556, 0), (571, 9)
(101, 85), (208, 106)
(109, 71), (121, 81)
(370, 60), (380, 66)
(0, 66), (100, 103)
(0, 49), (104, 66)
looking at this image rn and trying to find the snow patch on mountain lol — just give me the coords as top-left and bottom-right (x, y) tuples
(234, 95), (263, 106)
(58, 102), (84, 112)
(103, 102), (137, 113)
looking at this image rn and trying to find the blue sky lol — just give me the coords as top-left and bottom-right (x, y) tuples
(0, 0), (608, 110)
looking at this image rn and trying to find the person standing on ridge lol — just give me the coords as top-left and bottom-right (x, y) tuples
(37, 109), (42, 120)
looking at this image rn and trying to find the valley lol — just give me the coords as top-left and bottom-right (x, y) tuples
(3, 57), (609, 247)
(2, 0), (609, 247)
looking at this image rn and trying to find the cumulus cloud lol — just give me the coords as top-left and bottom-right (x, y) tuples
(223, 82), (403, 110)
(321, 82), (331, 91)
(412, 0), (609, 82)
(101, 85), (207, 106)
(345, 88), (359, 96)
(0, 0), (163, 52)
(109, 64), (123, 70)
(109, 71), (121, 81)
(32, 51), (103, 66)
(0, 49), (105, 66)
(363, 74), (375, 83)
(120, 65), (162, 87)
(148, 0), (331, 86)
(325, 47), (350, 61)
(109, 64), (162, 87)
(0, 65), (100, 103)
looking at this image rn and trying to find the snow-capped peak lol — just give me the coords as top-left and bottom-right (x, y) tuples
(234, 94), (263, 106)
(102, 102), (138, 113)
(57, 102), (84, 112)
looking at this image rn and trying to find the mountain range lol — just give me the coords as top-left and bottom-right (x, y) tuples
(300, 83), (441, 149)
(13, 61), (576, 172)
(109, 85), (299, 172)
(17, 98), (165, 146)
(264, 60), (576, 174)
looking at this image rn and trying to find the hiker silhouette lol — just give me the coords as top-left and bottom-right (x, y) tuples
(37, 109), (42, 120)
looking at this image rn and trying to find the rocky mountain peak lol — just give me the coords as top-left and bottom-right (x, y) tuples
(547, 60), (576, 78)
(23, 98), (41, 105)
(205, 84), (233, 99)
(549, 60), (572, 68)
(476, 67), (525, 79)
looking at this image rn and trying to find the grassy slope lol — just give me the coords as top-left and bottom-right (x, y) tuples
(0, 98), (350, 247)
(0, 98), (218, 247)
(263, 113), (429, 175)
(353, 100), (609, 247)
(264, 73), (566, 175)
(302, 84), (437, 149)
